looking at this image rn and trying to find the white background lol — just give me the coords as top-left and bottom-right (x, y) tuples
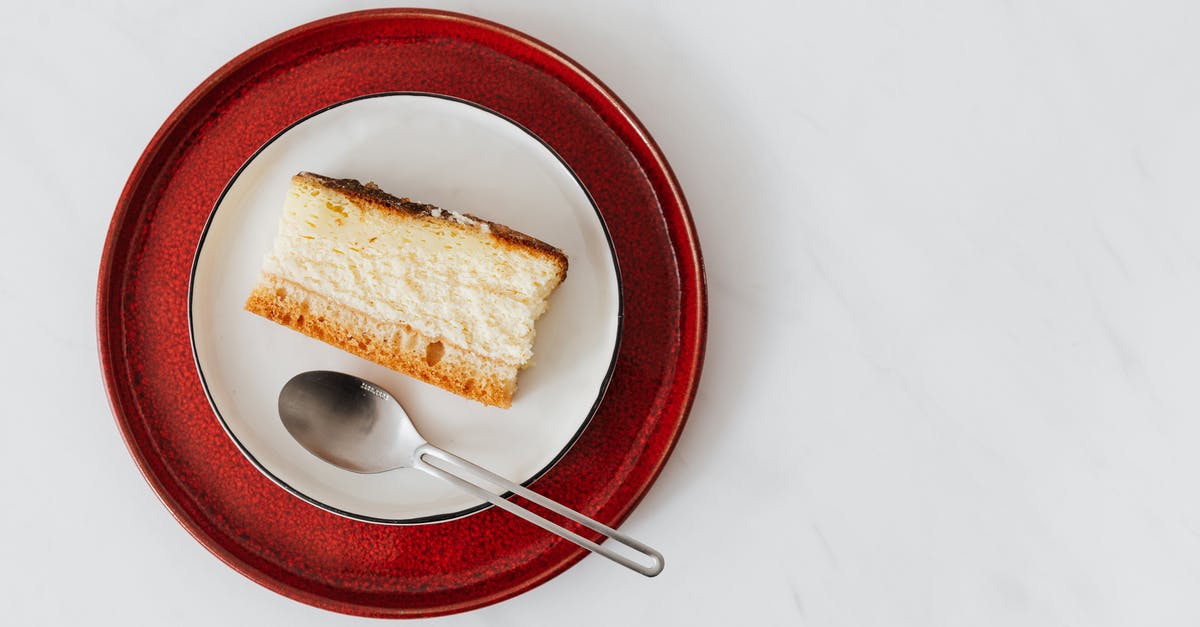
(5, 1), (1200, 625)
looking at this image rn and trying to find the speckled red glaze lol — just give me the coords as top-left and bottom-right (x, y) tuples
(97, 9), (706, 618)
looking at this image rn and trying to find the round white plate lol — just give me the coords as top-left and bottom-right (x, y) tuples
(189, 93), (620, 523)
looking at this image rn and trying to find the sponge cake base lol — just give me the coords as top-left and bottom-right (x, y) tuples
(246, 273), (517, 408)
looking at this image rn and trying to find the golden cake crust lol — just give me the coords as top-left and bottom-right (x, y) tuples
(246, 275), (516, 408)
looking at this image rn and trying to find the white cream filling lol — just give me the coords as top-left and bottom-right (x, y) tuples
(261, 182), (561, 366)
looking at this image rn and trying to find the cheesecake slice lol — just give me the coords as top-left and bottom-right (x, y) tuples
(245, 172), (568, 408)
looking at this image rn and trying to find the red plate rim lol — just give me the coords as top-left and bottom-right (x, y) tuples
(96, 8), (706, 617)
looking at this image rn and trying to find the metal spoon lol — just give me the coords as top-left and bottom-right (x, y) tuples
(278, 370), (664, 576)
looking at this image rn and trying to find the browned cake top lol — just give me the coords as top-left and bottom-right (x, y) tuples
(296, 172), (568, 271)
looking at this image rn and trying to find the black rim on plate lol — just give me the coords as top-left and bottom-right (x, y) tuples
(187, 91), (624, 525)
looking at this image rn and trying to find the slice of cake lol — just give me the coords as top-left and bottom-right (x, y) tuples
(245, 172), (568, 408)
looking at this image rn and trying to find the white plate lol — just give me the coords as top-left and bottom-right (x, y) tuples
(189, 93), (620, 523)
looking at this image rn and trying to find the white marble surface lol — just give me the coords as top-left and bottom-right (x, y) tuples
(6, 0), (1200, 624)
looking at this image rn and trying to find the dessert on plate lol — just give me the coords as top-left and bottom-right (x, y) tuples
(245, 172), (568, 408)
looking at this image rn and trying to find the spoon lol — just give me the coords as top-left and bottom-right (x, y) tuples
(278, 370), (664, 576)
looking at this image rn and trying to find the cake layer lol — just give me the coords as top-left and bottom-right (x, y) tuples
(247, 274), (517, 408)
(260, 173), (566, 368)
(246, 173), (567, 407)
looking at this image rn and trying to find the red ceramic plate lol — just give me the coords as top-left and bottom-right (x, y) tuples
(97, 8), (705, 618)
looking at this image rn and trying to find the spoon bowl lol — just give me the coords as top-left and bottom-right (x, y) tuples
(280, 371), (424, 474)
(278, 370), (664, 576)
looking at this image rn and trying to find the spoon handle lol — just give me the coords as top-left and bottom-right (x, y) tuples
(413, 443), (664, 577)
